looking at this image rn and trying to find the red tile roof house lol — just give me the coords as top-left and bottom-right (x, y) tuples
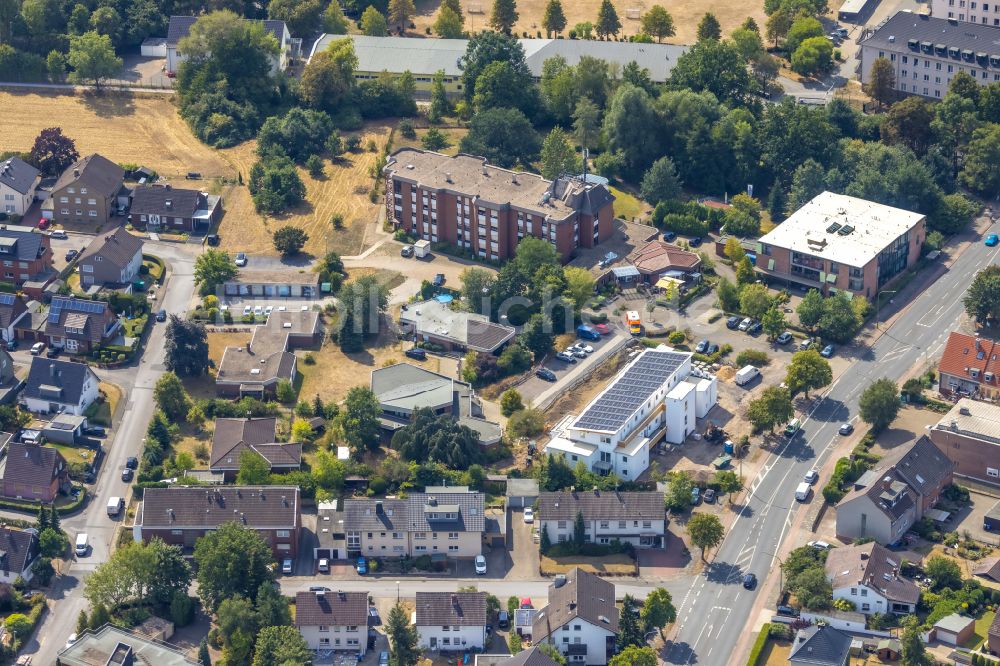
(1, 441), (71, 503)
(43, 296), (120, 354)
(209, 417), (302, 481)
(135, 486), (301, 558)
(938, 332), (1000, 401)
(128, 184), (222, 234)
(295, 590), (369, 655)
(77, 227), (144, 292)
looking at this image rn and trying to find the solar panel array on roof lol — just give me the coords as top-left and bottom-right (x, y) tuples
(573, 351), (686, 432)
(48, 298), (106, 324)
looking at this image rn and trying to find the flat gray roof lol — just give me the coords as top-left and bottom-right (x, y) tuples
(861, 10), (1000, 57)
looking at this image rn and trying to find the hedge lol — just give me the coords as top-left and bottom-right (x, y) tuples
(0, 486), (86, 516)
(746, 623), (774, 666)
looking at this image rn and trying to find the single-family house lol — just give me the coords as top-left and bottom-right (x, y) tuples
(0, 526), (39, 584)
(989, 612), (1000, 654)
(371, 363), (502, 445)
(134, 486), (301, 558)
(537, 490), (666, 548)
(128, 184), (222, 233)
(48, 154), (125, 227)
(937, 332), (1000, 400)
(216, 309), (319, 398)
(0, 293), (29, 344)
(21, 357), (100, 415)
(0, 225), (54, 291)
(43, 296), (120, 354)
(57, 624), (201, 666)
(399, 299), (516, 354)
(415, 591), (488, 651)
(343, 487), (484, 558)
(209, 417), (302, 480)
(295, 589), (369, 655)
(1, 441), (71, 502)
(532, 569), (618, 665)
(789, 625), (851, 666)
(166, 16), (293, 75)
(0, 157), (40, 216)
(475, 648), (562, 666)
(825, 542), (920, 615)
(835, 436), (953, 544)
(973, 557), (1000, 583)
(77, 227), (144, 291)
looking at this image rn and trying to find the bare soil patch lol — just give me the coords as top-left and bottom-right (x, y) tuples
(540, 553), (637, 575)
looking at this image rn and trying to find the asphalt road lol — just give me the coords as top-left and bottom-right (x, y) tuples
(666, 219), (1000, 666)
(20, 240), (197, 664)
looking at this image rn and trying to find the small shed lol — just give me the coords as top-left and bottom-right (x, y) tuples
(984, 500), (1000, 532)
(932, 613), (975, 646)
(876, 638), (901, 661)
(506, 478), (539, 509)
(134, 615), (174, 642)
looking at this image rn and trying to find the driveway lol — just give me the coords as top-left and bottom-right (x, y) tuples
(505, 507), (540, 581)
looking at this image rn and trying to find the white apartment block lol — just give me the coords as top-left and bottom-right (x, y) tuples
(932, 0), (1000, 26)
(343, 489), (484, 559)
(545, 349), (716, 480)
(860, 11), (1000, 100)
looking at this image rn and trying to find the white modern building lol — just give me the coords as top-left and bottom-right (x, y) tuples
(537, 490), (667, 548)
(860, 11), (1000, 100)
(0, 157), (40, 217)
(545, 348), (716, 480)
(932, 0), (1000, 26)
(415, 592), (488, 651)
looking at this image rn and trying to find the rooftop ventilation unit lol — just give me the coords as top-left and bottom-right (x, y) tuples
(837, 225), (855, 236)
(826, 222), (842, 234)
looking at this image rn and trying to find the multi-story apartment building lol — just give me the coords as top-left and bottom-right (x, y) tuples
(49, 154), (125, 227)
(537, 490), (667, 548)
(295, 590), (369, 655)
(343, 488), (484, 559)
(932, 0), (1000, 26)
(0, 224), (53, 288)
(930, 399), (1000, 487)
(756, 192), (925, 300)
(134, 486), (301, 558)
(860, 11), (1000, 99)
(545, 349), (717, 480)
(383, 148), (614, 263)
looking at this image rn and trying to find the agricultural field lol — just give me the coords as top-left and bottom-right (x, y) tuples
(0, 90), (389, 258)
(409, 0), (766, 45)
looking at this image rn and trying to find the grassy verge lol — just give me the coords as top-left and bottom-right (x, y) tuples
(609, 186), (646, 221)
(540, 553), (636, 575)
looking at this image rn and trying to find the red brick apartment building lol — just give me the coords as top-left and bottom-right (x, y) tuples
(384, 149), (615, 263)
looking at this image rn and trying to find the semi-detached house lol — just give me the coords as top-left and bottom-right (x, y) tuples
(343, 487), (484, 559)
(415, 591), (488, 651)
(48, 154), (125, 226)
(825, 542), (920, 615)
(537, 490), (666, 548)
(0, 157), (40, 216)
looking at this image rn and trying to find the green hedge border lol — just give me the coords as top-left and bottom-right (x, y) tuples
(0, 486), (86, 516)
(746, 623), (774, 666)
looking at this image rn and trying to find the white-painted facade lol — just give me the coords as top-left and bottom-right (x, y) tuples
(417, 623), (486, 651)
(535, 618), (615, 665)
(298, 624), (366, 655)
(21, 368), (99, 416)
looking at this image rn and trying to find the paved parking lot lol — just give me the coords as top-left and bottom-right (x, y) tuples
(518, 330), (626, 403)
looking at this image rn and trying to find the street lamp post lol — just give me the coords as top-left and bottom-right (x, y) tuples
(876, 290), (898, 329)
(396, 581), (401, 603)
(767, 552), (785, 595)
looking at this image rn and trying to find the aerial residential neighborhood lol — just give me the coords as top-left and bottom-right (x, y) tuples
(0, 0), (998, 662)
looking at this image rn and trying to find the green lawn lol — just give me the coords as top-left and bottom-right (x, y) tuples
(122, 314), (148, 338)
(609, 186), (646, 221)
(964, 611), (995, 649)
(45, 443), (94, 466)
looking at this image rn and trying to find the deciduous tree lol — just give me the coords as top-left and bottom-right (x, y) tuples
(540, 127), (578, 180)
(746, 386), (793, 432)
(154, 372), (191, 422)
(459, 107), (539, 168)
(687, 513), (724, 560)
(165, 316), (209, 377)
(360, 6), (388, 35)
(785, 349), (832, 398)
(796, 288), (824, 331)
(964, 265), (1000, 324)
(237, 451), (271, 485)
(865, 57), (896, 108)
(194, 522), (274, 611)
(68, 30), (122, 86)
(434, 5), (464, 37)
(27, 127), (79, 177)
(640, 156), (682, 204)
(859, 377), (900, 432)
(272, 226), (309, 256)
(336, 387), (382, 455)
(640, 587), (676, 634)
(300, 39), (357, 113)
(640, 5), (674, 42)
(252, 626), (312, 666)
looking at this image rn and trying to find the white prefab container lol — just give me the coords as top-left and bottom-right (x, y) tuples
(735, 365), (760, 386)
(413, 240), (430, 258)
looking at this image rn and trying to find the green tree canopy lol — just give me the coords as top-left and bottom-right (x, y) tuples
(785, 349), (832, 398)
(252, 625), (312, 666)
(746, 386), (794, 433)
(194, 522), (275, 611)
(640, 5), (675, 42)
(67, 31), (122, 86)
(687, 512), (724, 560)
(336, 386), (383, 455)
(964, 265), (1000, 324)
(595, 0), (621, 38)
(540, 126), (579, 180)
(859, 377), (900, 432)
(459, 107), (539, 168)
(640, 156), (682, 204)
(165, 316), (209, 377)
(489, 0), (518, 32)
(696, 12), (721, 40)
(391, 408), (484, 468)
(300, 39), (357, 113)
(542, 0), (566, 36)
(387, 603), (421, 666)
(361, 6), (388, 34)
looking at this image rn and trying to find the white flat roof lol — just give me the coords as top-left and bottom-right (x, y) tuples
(545, 436), (597, 457)
(666, 381), (695, 400)
(759, 191), (924, 268)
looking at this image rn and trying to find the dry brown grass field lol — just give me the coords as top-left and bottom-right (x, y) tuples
(0, 89), (389, 258)
(410, 0), (766, 45)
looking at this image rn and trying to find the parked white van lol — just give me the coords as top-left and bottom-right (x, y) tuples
(735, 365), (760, 387)
(795, 482), (812, 502)
(107, 497), (124, 517)
(75, 533), (88, 556)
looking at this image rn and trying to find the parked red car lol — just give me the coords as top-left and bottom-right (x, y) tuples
(37, 217), (49, 230)
(594, 323), (611, 335)
(166, 71), (176, 78)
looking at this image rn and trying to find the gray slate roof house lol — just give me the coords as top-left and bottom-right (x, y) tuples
(1, 440), (71, 503)
(0, 293), (29, 340)
(497, 648), (562, 666)
(294, 589), (368, 627)
(0, 226), (45, 262)
(415, 591), (488, 627)
(973, 556), (1000, 583)
(532, 568), (619, 639)
(825, 541), (920, 613)
(209, 417), (302, 478)
(789, 625), (851, 666)
(77, 226), (144, 291)
(344, 491), (485, 533)
(216, 310), (319, 398)
(371, 363), (502, 445)
(21, 357), (100, 415)
(0, 157), (40, 196)
(128, 184), (222, 233)
(537, 490), (665, 521)
(0, 526), (39, 583)
(166, 15), (288, 45)
(43, 296), (120, 353)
